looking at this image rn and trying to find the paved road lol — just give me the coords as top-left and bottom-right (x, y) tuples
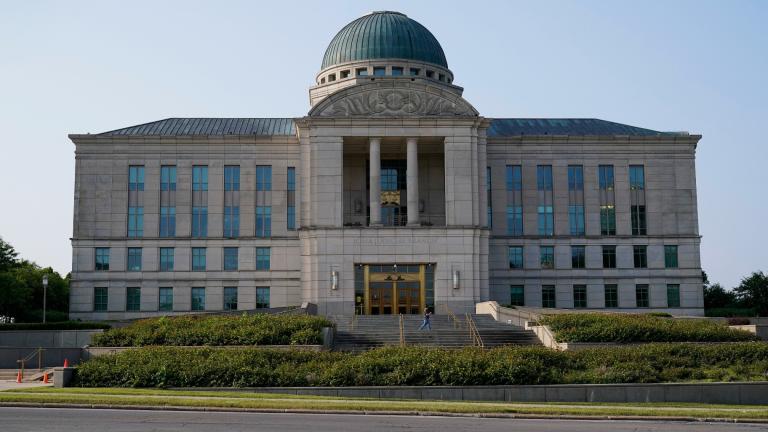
(1, 408), (767, 431)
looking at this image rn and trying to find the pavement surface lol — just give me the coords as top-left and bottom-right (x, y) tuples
(0, 380), (51, 391)
(1, 408), (767, 431)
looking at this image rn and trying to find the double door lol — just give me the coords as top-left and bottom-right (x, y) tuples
(366, 265), (424, 315)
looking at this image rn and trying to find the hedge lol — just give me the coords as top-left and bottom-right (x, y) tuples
(540, 313), (759, 343)
(74, 343), (768, 388)
(0, 321), (110, 331)
(90, 314), (334, 347)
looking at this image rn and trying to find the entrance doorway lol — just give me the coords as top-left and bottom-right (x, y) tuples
(362, 264), (428, 315)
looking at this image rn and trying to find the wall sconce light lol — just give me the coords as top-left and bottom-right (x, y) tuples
(354, 199), (362, 214)
(330, 270), (339, 290)
(452, 270), (460, 290)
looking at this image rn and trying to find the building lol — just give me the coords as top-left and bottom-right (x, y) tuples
(68, 11), (703, 320)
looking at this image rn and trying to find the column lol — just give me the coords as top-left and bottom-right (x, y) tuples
(369, 137), (382, 226)
(406, 137), (419, 226)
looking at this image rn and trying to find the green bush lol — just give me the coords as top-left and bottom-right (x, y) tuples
(540, 313), (759, 343)
(0, 321), (110, 331)
(90, 314), (333, 347)
(74, 343), (768, 388)
(706, 307), (757, 317)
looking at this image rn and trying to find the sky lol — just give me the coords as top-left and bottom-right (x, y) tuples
(0, 0), (766, 289)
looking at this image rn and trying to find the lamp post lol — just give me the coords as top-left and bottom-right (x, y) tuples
(42, 275), (48, 323)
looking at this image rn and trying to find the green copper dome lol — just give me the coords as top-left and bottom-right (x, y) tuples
(321, 11), (448, 71)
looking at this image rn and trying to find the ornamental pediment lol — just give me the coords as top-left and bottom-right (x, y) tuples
(309, 82), (478, 117)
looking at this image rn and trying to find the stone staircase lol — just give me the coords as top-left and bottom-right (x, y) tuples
(0, 368), (49, 382)
(332, 314), (540, 351)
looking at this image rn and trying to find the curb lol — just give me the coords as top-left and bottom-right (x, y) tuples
(0, 402), (766, 424)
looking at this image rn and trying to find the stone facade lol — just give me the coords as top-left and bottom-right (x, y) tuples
(68, 11), (703, 320)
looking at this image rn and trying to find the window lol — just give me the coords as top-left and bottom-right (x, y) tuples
(537, 165), (553, 190)
(633, 245), (647, 268)
(667, 284), (681, 307)
(506, 206), (523, 236)
(127, 206), (143, 237)
(224, 206), (239, 237)
(320, 77), (325, 84)
(636, 284), (649, 308)
(537, 165), (554, 236)
(373, 67), (385, 76)
(426, 70), (434, 78)
(159, 247), (174, 271)
(191, 287), (205, 311)
(571, 246), (586, 269)
(192, 165), (208, 191)
(630, 165), (647, 236)
(256, 287), (270, 309)
(438, 73), (445, 81)
(542, 285), (556, 308)
(192, 165), (208, 238)
(505, 165), (523, 236)
(192, 247), (206, 271)
(665, 245), (679, 268)
(604, 284), (618, 308)
(287, 167), (296, 230)
(256, 166), (272, 237)
(540, 246), (554, 269)
(573, 285), (587, 308)
(598, 165), (616, 235)
(340, 70), (350, 79)
(127, 248), (142, 272)
(256, 247), (270, 271)
(602, 246), (617, 269)
(391, 66), (403, 76)
(381, 168), (398, 191)
(158, 287), (173, 312)
(256, 206), (272, 237)
(510, 285), (525, 306)
(223, 287), (238, 311)
(128, 165), (144, 191)
(409, 68), (420, 76)
(328, 73), (336, 82)
(160, 166), (176, 190)
(486, 166), (492, 228)
(95, 248), (109, 271)
(223, 247), (238, 271)
(192, 207), (208, 237)
(569, 205), (585, 236)
(566, 165), (586, 235)
(356, 67), (368, 76)
(159, 166), (176, 237)
(159, 206), (176, 237)
(224, 166), (240, 238)
(93, 287), (108, 312)
(508, 246), (523, 269)
(126, 287), (140, 312)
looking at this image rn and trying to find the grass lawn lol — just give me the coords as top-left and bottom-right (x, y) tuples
(2, 387), (768, 421)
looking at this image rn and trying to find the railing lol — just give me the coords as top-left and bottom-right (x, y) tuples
(439, 304), (462, 329)
(399, 314), (405, 347)
(17, 347), (45, 380)
(465, 314), (484, 348)
(350, 313), (358, 331)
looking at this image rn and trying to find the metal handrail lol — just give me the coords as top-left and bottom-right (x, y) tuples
(465, 314), (484, 348)
(398, 314), (405, 346)
(439, 304), (461, 329)
(351, 313), (357, 331)
(17, 347), (45, 380)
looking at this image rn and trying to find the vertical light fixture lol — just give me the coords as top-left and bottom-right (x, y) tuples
(42, 275), (49, 323)
(330, 270), (339, 290)
(452, 270), (460, 290)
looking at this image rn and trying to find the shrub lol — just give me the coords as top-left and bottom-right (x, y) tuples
(90, 314), (333, 347)
(74, 343), (768, 388)
(0, 321), (110, 331)
(540, 313), (759, 343)
(706, 307), (757, 317)
(727, 317), (751, 326)
(646, 312), (672, 318)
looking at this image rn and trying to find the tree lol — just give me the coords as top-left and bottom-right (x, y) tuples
(0, 237), (19, 271)
(703, 283), (737, 309)
(734, 271), (768, 316)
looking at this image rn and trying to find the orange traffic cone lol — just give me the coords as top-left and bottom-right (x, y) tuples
(63, 358), (69, 368)
(43, 372), (49, 384)
(16, 370), (22, 383)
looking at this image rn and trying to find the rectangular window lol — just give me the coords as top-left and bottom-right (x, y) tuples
(287, 167), (296, 230)
(256, 166), (272, 237)
(192, 166), (208, 191)
(340, 70), (350, 79)
(602, 245), (617, 269)
(159, 206), (176, 237)
(409, 68), (420, 76)
(224, 165), (240, 238)
(569, 205), (585, 236)
(158, 287), (173, 312)
(356, 67), (368, 77)
(95, 248), (110, 271)
(256, 206), (272, 237)
(192, 247), (206, 271)
(127, 206), (144, 237)
(604, 284), (618, 308)
(571, 245), (586, 269)
(510, 285), (525, 306)
(93, 287), (108, 312)
(192, 165), (208, 237)
(486, 166), (492, 228)
(224, 206), (239, 238)
(256, 247), (270, 271)
(391, 66), (403, 76)
(633, 245), (647, 268)
(191, 287), (205, 311)
(537, 165), (554, 236)
(667, 284), (681, 307)
(598, 165), (616, 235)
(127, 248), (142, 272)
(665, 245), (679, 268)
(159, 247), (174, 271)
(160, 166), (176, 190)
(128, 166), (144, 191)
(373, 66), (386, 76)
(223, 247), (238, 271)
(636, 284), (649, 308)
(256, 287), (270, 309)
(630, 165), (647, 236)
(542, 285), (556, 308)
(540, 246), (554, 269)
(568, 165), (585, 236)
(505, 165), (523, 236)
(506, 206), (523, 236)
(223, 287), (238, 311)
(126, 287), (141, 312)
(508, 246), (523, 269)
(573, 285), (587, 308)
(159, 165), (176, 238)
(192, 207), (208, 237)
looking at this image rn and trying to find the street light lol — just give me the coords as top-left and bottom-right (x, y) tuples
(42, 275), (48, 324)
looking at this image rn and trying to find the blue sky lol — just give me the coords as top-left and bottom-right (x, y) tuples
(0, 1), (765, 288)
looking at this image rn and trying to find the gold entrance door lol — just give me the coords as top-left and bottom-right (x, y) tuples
(365, 265), (425, 315)
(369, 282), (393, 315)
(397, 282), (421, 315)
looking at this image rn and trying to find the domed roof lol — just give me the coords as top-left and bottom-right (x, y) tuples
(321, 11), (448, 71)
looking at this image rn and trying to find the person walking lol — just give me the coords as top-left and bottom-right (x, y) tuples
(418, 307), (432, 331)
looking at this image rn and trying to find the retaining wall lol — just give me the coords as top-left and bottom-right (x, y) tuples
(0, 330), (102, 348)
(0, 348), (82, 369)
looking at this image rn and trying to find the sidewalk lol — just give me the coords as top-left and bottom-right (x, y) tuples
(0, 380), (52, 391)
